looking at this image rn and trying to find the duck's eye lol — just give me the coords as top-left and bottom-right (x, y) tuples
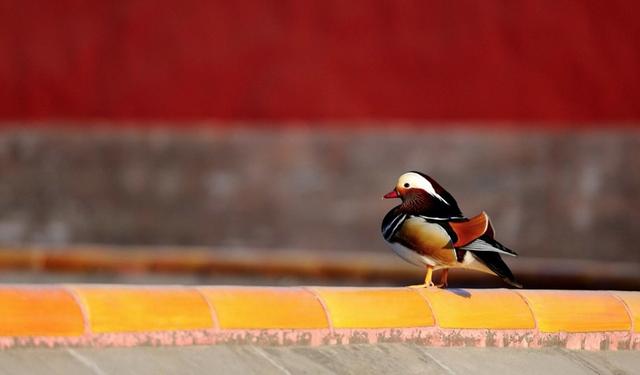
(403, 183), (410, 188)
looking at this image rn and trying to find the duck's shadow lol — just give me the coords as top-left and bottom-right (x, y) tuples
(443, 288), (471, 298)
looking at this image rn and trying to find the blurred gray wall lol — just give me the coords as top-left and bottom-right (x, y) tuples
(0, 126), (638, 262)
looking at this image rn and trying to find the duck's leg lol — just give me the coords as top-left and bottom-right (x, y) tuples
(425, 265), (434, 286)
(409, 265), (434, 288)
(435, 269), (448, 288)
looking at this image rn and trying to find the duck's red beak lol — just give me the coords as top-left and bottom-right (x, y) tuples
(383, 189), (399, 199)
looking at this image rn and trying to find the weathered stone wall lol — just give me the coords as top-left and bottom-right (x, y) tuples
(0, 126), (638, 261)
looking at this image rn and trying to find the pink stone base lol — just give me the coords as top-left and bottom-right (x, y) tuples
(0, 328), (636, 351)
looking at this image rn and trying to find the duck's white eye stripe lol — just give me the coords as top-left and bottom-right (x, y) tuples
(425, 184), (449, 205)
(418, 178), (450, 205)
(401, 172), (450, 205)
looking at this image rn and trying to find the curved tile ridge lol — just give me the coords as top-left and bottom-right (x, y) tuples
(417, 288), (535, 330)
(311, 287), (435, 329)
(0, 286), (637, 350)
(515, 290), (631, 333)
(0, 286), (84, 337)
(71, 285), (215, 333)
(613, 291), (639, 333)
(198, 286), (329, 330)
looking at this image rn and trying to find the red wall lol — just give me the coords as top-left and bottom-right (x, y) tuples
(1, 0), (639, 123)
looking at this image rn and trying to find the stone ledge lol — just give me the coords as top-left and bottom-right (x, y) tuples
(0, 285), (637, 350)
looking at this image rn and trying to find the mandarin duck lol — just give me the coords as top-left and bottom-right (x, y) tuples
(381, 171), (521, 288)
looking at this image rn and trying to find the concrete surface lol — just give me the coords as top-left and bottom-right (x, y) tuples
(0, 344), (638, 375)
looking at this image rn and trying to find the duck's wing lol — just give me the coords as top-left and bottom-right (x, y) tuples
(449, 211), (491, 247)
(448, 211), (517, 256)
(448, 212), (521, 287)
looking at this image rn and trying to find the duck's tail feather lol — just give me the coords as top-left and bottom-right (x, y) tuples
(470, 250), (522, 288)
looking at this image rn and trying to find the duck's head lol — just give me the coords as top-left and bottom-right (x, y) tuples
(383, 171), (462, 216)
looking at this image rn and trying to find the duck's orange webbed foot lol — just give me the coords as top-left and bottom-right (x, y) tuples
(408, 265), (437, 288)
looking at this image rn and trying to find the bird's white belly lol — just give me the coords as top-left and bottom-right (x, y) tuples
(389, 242), (440, 268)
(389, 241), (496, 275)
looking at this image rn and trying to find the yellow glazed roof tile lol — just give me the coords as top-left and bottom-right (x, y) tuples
(419, 288), (535, 329)
(518, 290), (631, 333)
(72, 286), (213, 333)
(0, 287), (84, 336)
(613, 291), (640, 333)
(312, 288), (434, 329)
(200, 287), (329, 329)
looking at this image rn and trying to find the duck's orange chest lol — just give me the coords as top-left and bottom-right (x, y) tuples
(395, 217), (456, 265)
